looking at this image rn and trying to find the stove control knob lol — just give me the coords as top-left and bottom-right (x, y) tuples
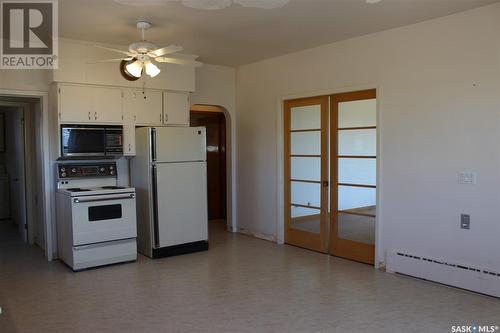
(61, 172), (67, 178)
(110, 170), (115, 176)
(110, 166), (114, 170)
(60, 167), (66, 172)
(100, 167), (106, 173)
(71, 168), (77, 174)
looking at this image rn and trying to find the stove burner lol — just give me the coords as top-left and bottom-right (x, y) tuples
(66, 188), (92, 192)
(101, 186), (126, 190)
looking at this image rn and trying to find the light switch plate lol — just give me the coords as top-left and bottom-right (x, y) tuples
(458, 172), (477, 185)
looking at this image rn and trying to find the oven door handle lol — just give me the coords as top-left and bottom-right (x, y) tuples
(73, 194), (135, 204)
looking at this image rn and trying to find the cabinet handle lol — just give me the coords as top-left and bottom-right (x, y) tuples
(128, 144), (131, 152)
(94, 111), (97, 120)
(134, 115), (136, 122)
(164, 114), (168, 123)
(88, 111), (91, 120)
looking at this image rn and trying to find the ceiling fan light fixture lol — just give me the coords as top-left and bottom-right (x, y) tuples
(145, 61), (161, 77)
(125, 59), (144, 78)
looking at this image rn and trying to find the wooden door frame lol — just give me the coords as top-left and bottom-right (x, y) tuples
(330, 89), (377, 265)
(283, 95), (329, 253)
(190, 109), (227, 220)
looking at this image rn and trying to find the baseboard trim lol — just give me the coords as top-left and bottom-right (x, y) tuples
(236, 227), (277, 243)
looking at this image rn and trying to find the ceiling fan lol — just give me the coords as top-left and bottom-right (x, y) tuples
(114, 0), (290, 10)
(92, 21), (201, 81)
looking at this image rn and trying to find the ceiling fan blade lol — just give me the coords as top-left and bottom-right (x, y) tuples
(93, 45), (136, 57)
(149, 45), (184, 58)
(87, 58), (132, 64)
(155, 56), (202, 67)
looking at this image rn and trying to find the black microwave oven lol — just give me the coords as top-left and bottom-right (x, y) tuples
(61, 125), (123, 158)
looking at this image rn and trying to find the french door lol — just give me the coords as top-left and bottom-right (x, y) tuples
(284, 90), (377, 265)
(330, 89), (377, 265)
(284, 96), (329, 253)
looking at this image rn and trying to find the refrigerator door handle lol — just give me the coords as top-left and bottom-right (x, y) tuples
(151, 164), (160, 248)
(151, 128), (157, 162)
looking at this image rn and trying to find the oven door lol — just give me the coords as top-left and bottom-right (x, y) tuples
(71, 193), (137, 246)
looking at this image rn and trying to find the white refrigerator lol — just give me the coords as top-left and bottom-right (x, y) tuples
(131, 127), (208, 258)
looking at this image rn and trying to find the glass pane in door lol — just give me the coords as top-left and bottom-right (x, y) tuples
(338, 99), (376, 128)
(338, 158), (376, 186)
(338, 129), (376, 156)
(291, 105), (321, 130)
(337, 185), (376, 244)
(291, 157), (321, 181)
(291, 132), (321, 155)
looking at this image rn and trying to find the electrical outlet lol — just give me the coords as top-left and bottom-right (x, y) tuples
(461, 214), (471, 230)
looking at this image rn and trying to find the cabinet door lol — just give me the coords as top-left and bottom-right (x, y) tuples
(163, 91), (190, 126)
(123, 89), (163, 126)
(93, 87), (123, 124)
(59, 85), (123, 124)
(59, 85), (93, 123)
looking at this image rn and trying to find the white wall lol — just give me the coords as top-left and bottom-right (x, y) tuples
(236, 3), (500, 269)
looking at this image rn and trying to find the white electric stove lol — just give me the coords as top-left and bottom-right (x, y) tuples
(56, 162), (137, 271)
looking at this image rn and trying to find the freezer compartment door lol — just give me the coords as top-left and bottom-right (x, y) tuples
(155, 161), (208, 247)
(154, 127), (206, 163)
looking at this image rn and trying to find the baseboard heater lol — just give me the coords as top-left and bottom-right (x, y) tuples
(386, 250), (500, 298)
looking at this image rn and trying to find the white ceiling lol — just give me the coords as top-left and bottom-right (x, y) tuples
(59, 0), (499, 66)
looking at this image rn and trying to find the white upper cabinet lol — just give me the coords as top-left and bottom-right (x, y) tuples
(123, 89), (163, 126)
(163, 91), (190, 126)
(59, 85), (92, 123)
(92, 87), (123, 123)
(59, 85), (122, 124)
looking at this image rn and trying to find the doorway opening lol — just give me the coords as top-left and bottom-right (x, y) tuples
(283, 89), (378, 265)
(190, 105), (228, 228)
(0, 97), (44, 250)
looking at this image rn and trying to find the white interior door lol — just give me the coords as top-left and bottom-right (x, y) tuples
(156, 162), (208, 247)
